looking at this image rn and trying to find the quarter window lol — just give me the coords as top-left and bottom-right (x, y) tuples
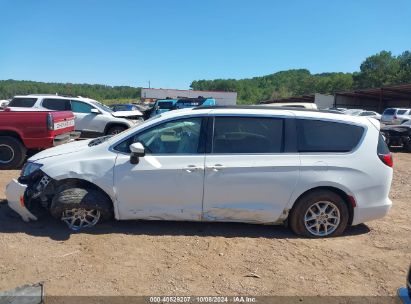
(42, 99), (71, 111)
(71, 100), (93, 113)
(212, 117), (284, 153)
(115, 118), (203, 154)
(8, 98), (37, 108)
(297, 119), (364, 152)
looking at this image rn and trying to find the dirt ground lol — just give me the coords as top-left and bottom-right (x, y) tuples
(0, 153), (410, 297)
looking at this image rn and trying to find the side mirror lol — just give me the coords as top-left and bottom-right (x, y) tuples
(129, 142), (145, 165)
(91, 108), (101, 114)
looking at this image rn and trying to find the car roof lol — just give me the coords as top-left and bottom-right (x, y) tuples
(14, 94), (98, 103)
(384, 107), (411, 111)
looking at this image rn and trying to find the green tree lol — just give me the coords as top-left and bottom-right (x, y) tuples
(354, 51), (400, 88)
(397, 51), (411, 84)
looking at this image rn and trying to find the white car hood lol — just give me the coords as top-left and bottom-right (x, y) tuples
(29, 139), (93, 162)
(112, 110), (143, 118)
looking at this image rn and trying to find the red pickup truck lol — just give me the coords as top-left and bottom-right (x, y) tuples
(0, 110), (79, 169)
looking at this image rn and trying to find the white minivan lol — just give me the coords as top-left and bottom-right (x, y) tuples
(5, 106), (393, 237)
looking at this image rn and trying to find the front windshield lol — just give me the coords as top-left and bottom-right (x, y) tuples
(107, 114), (163, 143)
(91, 101), (114, 113)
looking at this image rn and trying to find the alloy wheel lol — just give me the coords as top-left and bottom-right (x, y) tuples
(61, 208), (101, 231)
(304, 201), (341, 236)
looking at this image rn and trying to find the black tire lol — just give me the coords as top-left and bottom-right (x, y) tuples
(404, 140), (411, 152)
(289, 190), (349, 238)
(50, 187), (113, 229)
(0, 136), (27, 170)
(106, 125), (127, 135)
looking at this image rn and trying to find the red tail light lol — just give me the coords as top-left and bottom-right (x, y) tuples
(47, 113), (54, 131)
(379, 153), (393, 168)
(394, 115), (398, 119)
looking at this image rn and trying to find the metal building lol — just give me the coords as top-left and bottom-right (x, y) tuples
(334, 83), (411, 112)
(260, 83), (411, 113)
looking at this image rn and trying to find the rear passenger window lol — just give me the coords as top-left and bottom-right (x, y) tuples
(297, 119), (364, 152)
(212, 117), (283, 153)
(397, 110), (407, 115)
(8, 98), (37, 107)
(42, 99), (71, 111)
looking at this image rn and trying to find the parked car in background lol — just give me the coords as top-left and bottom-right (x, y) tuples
(263, 102), (318, 110)
(407, 264), (411, 299)
(0, 99), (9, 109)
(149, 97), (216, 118)
(111, 103), (151, 120)
(381, 108), (411, 125)
(0, 110), (78, 169)
(7, 95), (143, 137)
(325, 107), (347, 112)
(6, 106), (393, 237)
(343, 109), (364, 115)
(353, 110), (381, 121)
(110, 103), (141, 112)
(381, 120), (411, 151)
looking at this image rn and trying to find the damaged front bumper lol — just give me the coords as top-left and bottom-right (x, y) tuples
(5, 179), (37, 222)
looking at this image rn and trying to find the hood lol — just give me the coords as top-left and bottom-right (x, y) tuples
(29, 139), (93, 162)
(111, 110), (143, 118)
(382, 124), (411, 131)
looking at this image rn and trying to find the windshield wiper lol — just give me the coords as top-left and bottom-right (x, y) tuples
(88, 135), (112, 147)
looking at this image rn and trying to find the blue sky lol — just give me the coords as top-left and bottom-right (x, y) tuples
(1, 0), (410, 89)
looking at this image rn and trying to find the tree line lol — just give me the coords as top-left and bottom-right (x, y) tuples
(191, 50), (411, 104)
(0, 80), (141, 101)
(1, 50), (410, 104)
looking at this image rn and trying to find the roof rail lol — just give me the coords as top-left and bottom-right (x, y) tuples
(193, 105), (344, 114)
(27, 93), (77, 98)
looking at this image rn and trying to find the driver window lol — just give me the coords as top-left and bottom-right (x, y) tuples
(71, 100), (93, 113)
(115, 117), (203, 154)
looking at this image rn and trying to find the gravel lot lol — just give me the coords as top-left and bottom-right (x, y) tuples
(0, 153), (410, 296)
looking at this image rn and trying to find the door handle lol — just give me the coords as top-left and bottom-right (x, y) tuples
(206, 164), (226, 171)
(183, 165), (203, 173)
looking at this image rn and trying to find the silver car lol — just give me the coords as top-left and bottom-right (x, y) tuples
(381, 108), (411, 125)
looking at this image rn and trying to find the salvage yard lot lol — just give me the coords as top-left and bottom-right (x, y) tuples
(0, 153), (410, 296)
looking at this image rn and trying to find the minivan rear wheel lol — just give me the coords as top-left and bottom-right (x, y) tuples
(289, 190), (349, 238)
(50, 187), (112, 231)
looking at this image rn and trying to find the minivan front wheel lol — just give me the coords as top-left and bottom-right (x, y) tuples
(61, 208), (101, 231)
(289, 190), (349, 238)
(50, 187), (112, 231)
